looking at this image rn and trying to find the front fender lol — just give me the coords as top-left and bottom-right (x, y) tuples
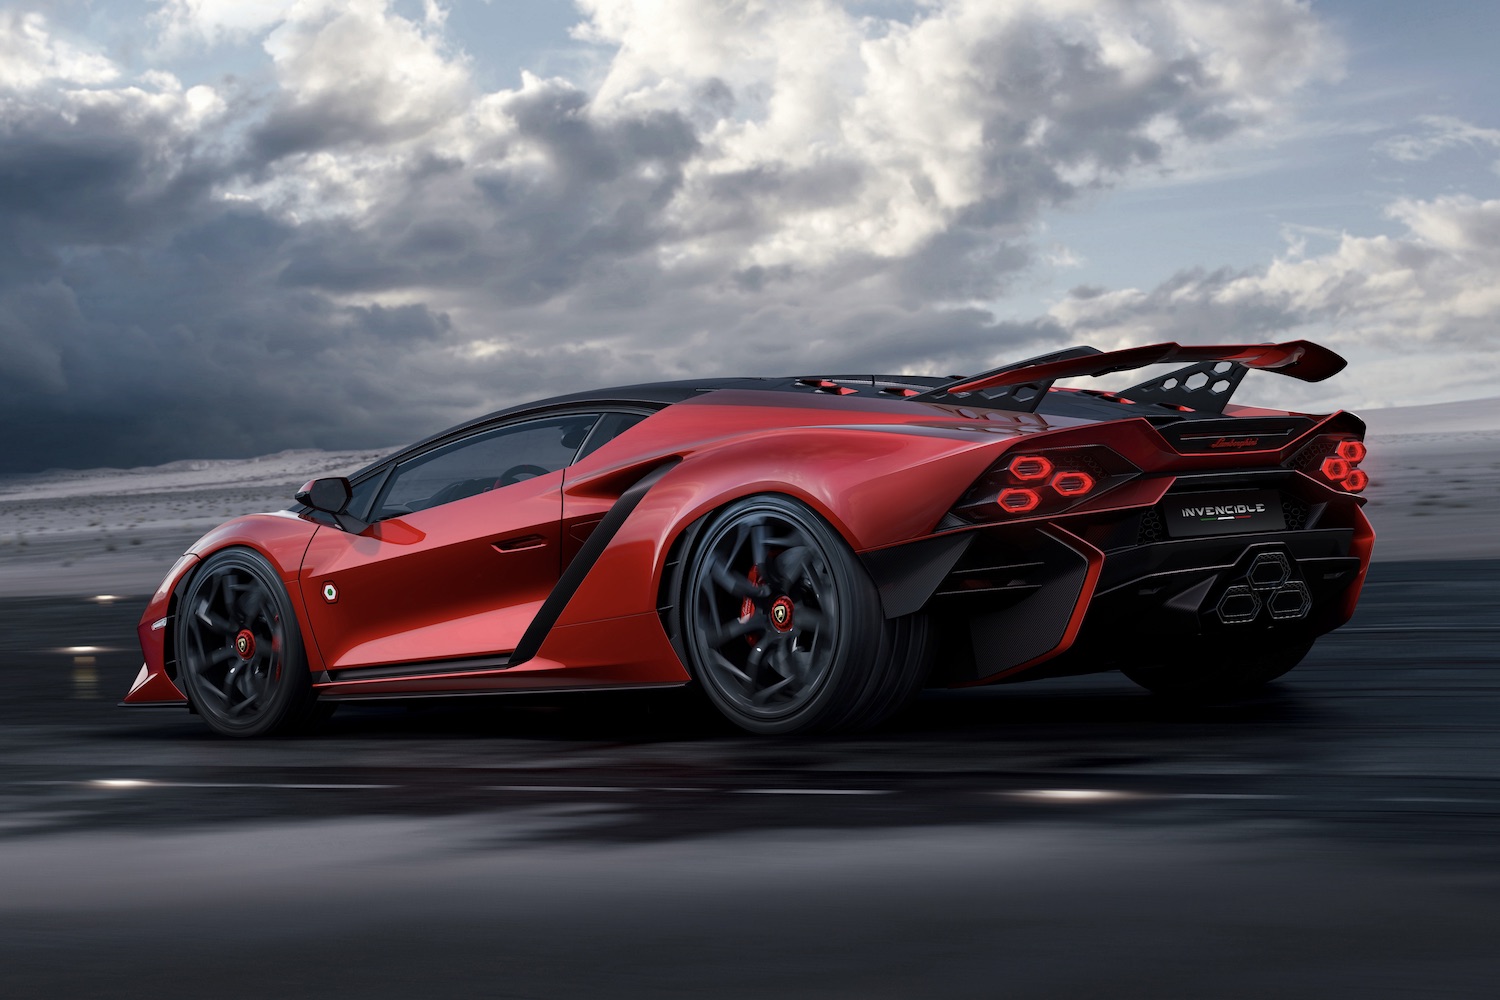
(128, 512), (326, 707)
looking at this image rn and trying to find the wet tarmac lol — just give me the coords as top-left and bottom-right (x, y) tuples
(2, 560), (1498, 998)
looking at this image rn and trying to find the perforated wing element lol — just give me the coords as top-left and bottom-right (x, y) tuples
(1121, 360), (1249, 414)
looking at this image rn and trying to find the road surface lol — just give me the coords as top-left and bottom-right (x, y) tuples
(2, 560), (1497, 998)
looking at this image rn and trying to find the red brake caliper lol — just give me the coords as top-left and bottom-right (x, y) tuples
(740, 566), (762, 644)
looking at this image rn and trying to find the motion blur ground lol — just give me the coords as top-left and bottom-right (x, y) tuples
(2, 560), (1499, 998)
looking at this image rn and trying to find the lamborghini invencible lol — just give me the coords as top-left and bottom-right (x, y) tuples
(124, 341), (1373, 736)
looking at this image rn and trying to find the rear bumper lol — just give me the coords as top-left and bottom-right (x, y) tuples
(903, 503), (1372, 687)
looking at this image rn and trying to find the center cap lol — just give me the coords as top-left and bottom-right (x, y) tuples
(770, 596), (795, 632)
(234, 629), (256, 660)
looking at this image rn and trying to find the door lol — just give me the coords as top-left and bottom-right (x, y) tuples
(299, 413), (600, 670)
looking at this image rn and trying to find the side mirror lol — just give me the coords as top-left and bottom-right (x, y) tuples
(295, 477), (368, 534)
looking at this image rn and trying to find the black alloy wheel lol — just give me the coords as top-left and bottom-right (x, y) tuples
(175, 548), (318, 737)
(674, 495), (931, 735)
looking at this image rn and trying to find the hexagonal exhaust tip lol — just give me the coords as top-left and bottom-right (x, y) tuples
(1248, 552), (1291, 591)
(1267, 581), (1312, 620)
(1216, 584), (1262, 624)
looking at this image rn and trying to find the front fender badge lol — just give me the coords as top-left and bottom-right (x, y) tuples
(322, 581), (338, 604)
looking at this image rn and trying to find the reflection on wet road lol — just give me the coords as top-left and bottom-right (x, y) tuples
(2, 561), (1498, 998)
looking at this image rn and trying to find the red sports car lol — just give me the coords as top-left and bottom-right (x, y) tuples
(124, 341), (1373, 736)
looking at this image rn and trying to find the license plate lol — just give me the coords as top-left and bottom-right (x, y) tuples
(1163, 490), (1286, 538)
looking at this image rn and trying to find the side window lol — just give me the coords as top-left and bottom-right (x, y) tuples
(375, 414), (599, 519)
(575, 412), (649, 462)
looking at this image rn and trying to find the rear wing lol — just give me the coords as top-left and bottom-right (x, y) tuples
(911, 341), (1347, 414)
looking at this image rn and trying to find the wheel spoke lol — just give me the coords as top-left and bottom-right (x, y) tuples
(745, 639), (772, 673)
(194, 598), (235, 634)
(705, 614), (765, 649)
(198, 661), (239, 705)
(226, 691), (259, 716)
(710, 651), (755, 688)
(196, 678), (229, 703)
(225, 579), (254, 621)
(763, 638), (796, 678)
(793, 607), (826, 633)
(748, 519), (771, 572)
(769, 545), (812, 589)
(709, 561), (761, 598)
(245, 589), (273, 626)
(751, 676), (794, 706)
(213, 572), (242, 620)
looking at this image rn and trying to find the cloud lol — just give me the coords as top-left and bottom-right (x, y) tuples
(1377, 115), (1500, 163)
(579, 0), (1337, 267)
(0, 9), (119, 89)
(1, 0), (1343, 472)
(251, 0), (471, 161)
(152, 0), (301, 51)
(1047, 195), (1500, 407)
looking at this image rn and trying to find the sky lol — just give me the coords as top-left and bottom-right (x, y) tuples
(2, 0), (1498, 473)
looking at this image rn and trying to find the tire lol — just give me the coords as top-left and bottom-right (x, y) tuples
(1121, 640), (1314, 702)
(174, 548), (321, 737)
(670, 495), (931, 735)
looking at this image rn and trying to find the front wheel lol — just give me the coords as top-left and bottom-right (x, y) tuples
(175, 548), (320, 737)
(671, 495), (931, 735)
(1121, 640), (1314, 702)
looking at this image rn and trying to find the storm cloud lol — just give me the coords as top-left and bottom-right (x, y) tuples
(2, 0), (1345, 472)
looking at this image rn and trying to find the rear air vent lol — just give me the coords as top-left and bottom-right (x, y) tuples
(796, 378), (858, 395)
(1137, 507), (1165, 544)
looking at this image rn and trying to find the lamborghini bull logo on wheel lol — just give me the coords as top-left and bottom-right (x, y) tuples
(126, 338), (1373, 737)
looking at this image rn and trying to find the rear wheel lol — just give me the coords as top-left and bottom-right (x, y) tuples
(1121, 640), (1313, 702)
(175, 548), (320, 737)
(672, 495), (931, 735)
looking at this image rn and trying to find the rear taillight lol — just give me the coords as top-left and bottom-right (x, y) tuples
(1320, 456), (1351, 481)
(1292, 434), (1369, 493)
(1326, 438), (1368, 492)
(998, 488), (1041, 513)
(1051, 470), (1095, 496)
(1336, 440), (1367, 463)
(953, 446), (1134, 522)
(1008, 455), (1054, 481)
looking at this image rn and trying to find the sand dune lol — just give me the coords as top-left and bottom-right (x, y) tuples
(1, 399), (1494, 597)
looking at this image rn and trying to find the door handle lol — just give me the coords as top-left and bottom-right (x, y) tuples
(493, 534), (548, 552)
